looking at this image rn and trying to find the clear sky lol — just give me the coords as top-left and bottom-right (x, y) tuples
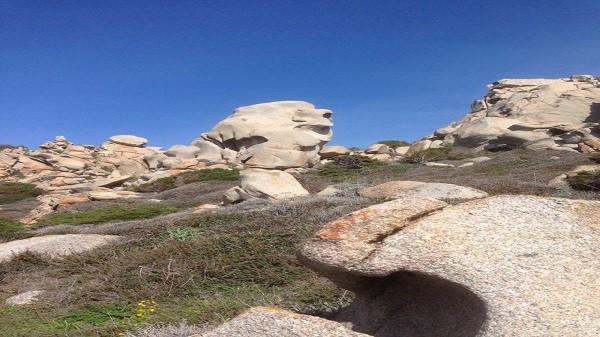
(2, 1), (599, 149)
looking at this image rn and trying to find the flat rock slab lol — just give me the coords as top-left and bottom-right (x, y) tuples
(5, 290), (45, 305)
(199, 307), (369, 337)
(357, 180), (488, 201)
(301, 195), (600, 336)
(0, 234), (121, 263)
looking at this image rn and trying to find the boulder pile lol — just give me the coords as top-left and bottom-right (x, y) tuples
(409, 75), (600, 154)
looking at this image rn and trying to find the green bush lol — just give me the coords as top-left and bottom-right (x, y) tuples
(567, 170), (600, 191)
(179, 168), (240, 184)
(403, 147), (473, 163)
(0, 218), (28, 241)
(312, 155), (409, 182)
(376, 140), (411, 148)
(132, 169), (239, 193)
(132, 176), (177, 193)
(0, 182), (43, 205)
(167, 227), (200, 241)
(41, 203), (179, 225)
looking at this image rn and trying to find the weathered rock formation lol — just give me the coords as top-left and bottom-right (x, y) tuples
(193, 101), (334, 169)
(411, 75), (600, 154)
(299, 195), (600, 336)
(205, 194), (600, 336)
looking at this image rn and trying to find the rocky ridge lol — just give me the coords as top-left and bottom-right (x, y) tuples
(407, 75), (600, 155)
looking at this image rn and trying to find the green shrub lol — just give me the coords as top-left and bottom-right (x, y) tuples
(179, 168), (240, 184)
(0, 182), (43, 205)
(131, 169), (239, 193)
(403, 147), (473, 163)
(132, 176), (177, 193)
(376, 140), (411, 148)
(0, 218), (28, 241)
(41, 203), (179, 225)
(567, 171), (600, 191)
(167, 227), (200, 241)
(312, 155), (409, 182)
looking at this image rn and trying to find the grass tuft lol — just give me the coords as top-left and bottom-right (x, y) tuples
(0, 217), (28, 241)
(0, 182), (43, 205)
(40, 203), (180, 226)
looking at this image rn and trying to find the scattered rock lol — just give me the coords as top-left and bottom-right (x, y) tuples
(193, 204), (221, 214)
(458, 162), (474, 168)
(88, 189), (141, 201)
(320, 145), (351, 158)
(5, 290), (45, 306)
(199, 307), (368, 337)
(424, 162), (454, 168)
(223, 169), (309, 204)
(365, 144), (391, 154)
(0, 234), (121, 263)
(357, 181), (488, 201)
(316, 185), (342, 197)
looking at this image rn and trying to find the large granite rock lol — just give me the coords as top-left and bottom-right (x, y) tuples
(193, 101), (334, 169)
(413, 75), (600, 153)
(299, 195), (600, 337)
(223, 168), (309, 204)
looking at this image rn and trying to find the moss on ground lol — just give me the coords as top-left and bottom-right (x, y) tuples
(39, 203), (179, 226)
(0, 182), (43, 205)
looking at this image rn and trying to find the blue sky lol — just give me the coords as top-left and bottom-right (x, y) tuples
(1, 1), (599, 149)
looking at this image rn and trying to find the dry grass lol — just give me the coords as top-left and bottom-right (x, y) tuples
(0, 195), (371, 337)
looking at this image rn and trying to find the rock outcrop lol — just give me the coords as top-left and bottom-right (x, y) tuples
(411, 75), (600, 154)
(298, 195), (600, 337)
(193, 101), (334, 169)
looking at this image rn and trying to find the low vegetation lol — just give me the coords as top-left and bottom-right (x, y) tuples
(403, 147), (476, 163)
(567, 171), (600, 191)
(376, 140), (410, 148)
(132, 169), (239, 193)
(0, 182), (43, 205)
(39, 203), (180, 226)
(0, 197), (369, 336)
(312, 154), (408, 182)
(0, 217), (28, 241)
